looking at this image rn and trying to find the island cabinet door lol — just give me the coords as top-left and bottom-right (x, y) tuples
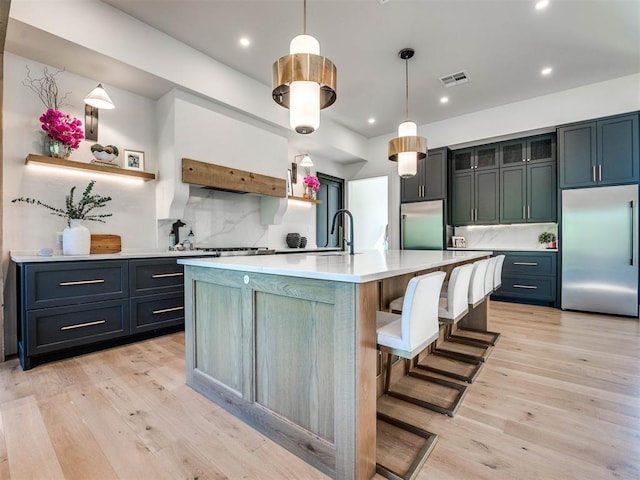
(183, 266), (377, 480)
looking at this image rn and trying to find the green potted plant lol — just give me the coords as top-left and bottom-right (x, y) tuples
(12, 180), (112, 255)
(538, 231), (557, 249)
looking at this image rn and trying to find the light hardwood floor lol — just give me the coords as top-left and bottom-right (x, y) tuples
(0, 301), (638, 479)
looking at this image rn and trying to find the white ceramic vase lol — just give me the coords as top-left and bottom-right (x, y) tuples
(63, 219), (91, 255)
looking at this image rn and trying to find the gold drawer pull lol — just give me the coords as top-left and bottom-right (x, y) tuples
(513, 284), (538, 289)
(59, 279), (105, 286)
(513, 262), (538, 266)
(151, 272), (184, 278)
(152, 306), (184, 315)
(61, 319), (106, 331)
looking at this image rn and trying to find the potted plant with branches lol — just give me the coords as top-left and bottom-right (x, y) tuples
(12, 180), (112, 255)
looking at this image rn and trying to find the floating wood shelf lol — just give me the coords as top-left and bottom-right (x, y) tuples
(26, 154), (156, 181)
(288, 195), (322, 204)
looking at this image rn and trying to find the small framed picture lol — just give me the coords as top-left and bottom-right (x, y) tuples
(287, 169), (293, 196)
(123, 149), (144, 171)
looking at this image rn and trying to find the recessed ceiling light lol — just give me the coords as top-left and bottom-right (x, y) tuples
(440, 96), (449, 104)
(239, 37), (251, 47)
(368, 117), (376, 124)
(541, 67), (553, 75)
(535, 0), (549, 10)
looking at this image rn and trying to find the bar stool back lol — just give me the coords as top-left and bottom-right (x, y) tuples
(439, 263), (475, 325)
(493, 254), (506, 290)
(484, 256), (499, 296)
(377, 271), (446, 359)
(469, 258), (490, 307)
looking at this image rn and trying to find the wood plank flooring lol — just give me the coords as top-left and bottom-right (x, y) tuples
(0, 301), (638, 479)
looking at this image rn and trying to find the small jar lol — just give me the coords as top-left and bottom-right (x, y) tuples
(169, 233), (176, 251)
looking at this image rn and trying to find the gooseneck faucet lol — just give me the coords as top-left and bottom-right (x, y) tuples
(330, 209), (355, 255)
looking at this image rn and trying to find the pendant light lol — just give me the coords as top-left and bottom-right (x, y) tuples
(272, 0), (337, 134)
(388, 48), (427, 178)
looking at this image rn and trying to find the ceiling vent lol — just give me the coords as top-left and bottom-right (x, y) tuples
(378, 0), (392, 4)
(439, 71), (470, 88)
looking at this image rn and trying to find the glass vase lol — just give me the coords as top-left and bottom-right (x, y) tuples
(47, 138), (72, 159)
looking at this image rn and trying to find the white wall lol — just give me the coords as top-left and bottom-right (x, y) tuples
(3, 53), (158, 255)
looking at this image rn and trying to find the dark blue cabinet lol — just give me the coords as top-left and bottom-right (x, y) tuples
(491, 251), (557, 307)
(401, 147), (448, 202)
(17, 257), (185, 370)
(558, 112), (639, 188)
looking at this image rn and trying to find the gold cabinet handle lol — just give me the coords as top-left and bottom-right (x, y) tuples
(152, 306), (184, 315)
(59, 279), (105, 286)
(513, 284), (538, 289)
(151, 272), (184, 278)
(61, 319), (106, 330)
(513, 262), (538, 266)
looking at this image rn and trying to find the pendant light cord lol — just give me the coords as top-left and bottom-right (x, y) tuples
(303, 0), (307, 34)
(405, 57), (409, 120)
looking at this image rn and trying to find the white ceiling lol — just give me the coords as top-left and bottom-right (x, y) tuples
(8, 0), (640, 140)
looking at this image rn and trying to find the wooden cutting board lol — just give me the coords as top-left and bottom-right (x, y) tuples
(90, 234), (121, 254)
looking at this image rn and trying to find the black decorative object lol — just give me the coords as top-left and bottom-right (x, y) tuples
(286, 232), (301, 248)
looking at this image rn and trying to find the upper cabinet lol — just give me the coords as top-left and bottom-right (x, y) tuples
(558, 112), (639, 189)
(451, 144), (500, 225)
(400, 147), (448, 203)
(499, 134), (556, 167)
(451, 144), (499, 173)
(451, 134), (556, 226)
(500, 133), (557, 224)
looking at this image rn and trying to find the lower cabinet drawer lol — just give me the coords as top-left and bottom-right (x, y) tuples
(26, 299), (129, 356)
(501, 253), (556, 276)
(24, 260), (128, 309)
(130, 291), (184, 334)
(495, 275), (556, 301)
(130, 259), (184, 296)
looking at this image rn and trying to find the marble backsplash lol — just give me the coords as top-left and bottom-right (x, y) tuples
(454, 223), (558, 250)
(158, 188), (269, 249)
(157, 187), (318, 250)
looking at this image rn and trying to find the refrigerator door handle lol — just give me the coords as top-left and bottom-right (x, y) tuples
(631, 201), (634, 266)
(400, 214), (406, 249)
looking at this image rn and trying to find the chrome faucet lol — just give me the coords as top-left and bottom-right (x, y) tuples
(330, 209), (355, 255)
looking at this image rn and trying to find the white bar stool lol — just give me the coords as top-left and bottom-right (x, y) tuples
(414, 263), (485, 384)
(432, 259), (493, 364)
(375, 271), (446, 479)
(450, 255), (504, 347)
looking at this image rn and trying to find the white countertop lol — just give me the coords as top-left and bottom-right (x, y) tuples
(10, 249), (222, 263)
(447, 247), (558, 252)
(178, 249), (492, 283)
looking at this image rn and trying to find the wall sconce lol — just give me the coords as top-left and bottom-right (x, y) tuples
(84, 83), (115, 141)
(291, 153), (313, 183)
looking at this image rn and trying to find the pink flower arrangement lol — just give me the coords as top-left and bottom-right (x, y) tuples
(39, 108), (84, 150)
(303, 175), (320, 192)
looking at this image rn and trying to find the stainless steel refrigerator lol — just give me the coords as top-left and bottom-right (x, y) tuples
(400, 200), (444, 250)
(561, 184), (639, 317)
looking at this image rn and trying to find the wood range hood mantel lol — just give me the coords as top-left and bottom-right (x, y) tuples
(182, 158), (286, 198)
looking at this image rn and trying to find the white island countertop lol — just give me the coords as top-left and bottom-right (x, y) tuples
(178, 249), (491, 283)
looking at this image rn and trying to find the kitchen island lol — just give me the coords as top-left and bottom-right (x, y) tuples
(178, 249), (490, 479)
